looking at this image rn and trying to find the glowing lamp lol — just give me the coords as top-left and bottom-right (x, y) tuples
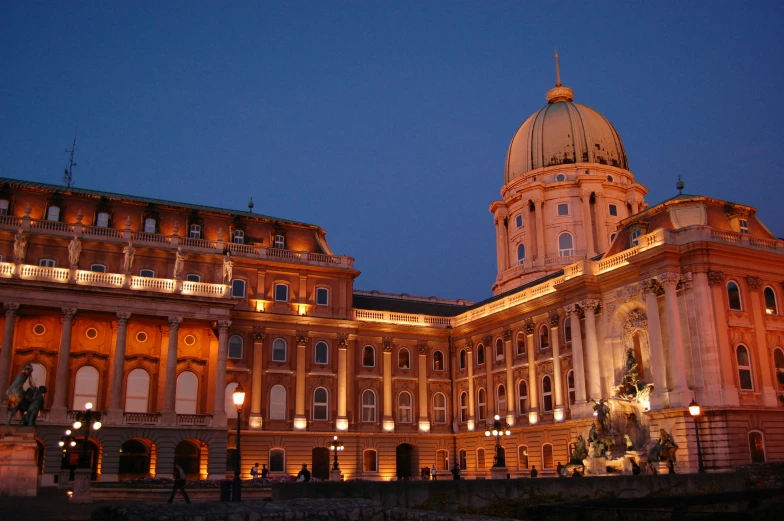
(688, 399), (700, 417)
(84, 402), (93, 410)
(92, 421), (102, 430)
(73, 421), (82, 430)
(233, 383), (246, 409)
(484, 430), (491, 437)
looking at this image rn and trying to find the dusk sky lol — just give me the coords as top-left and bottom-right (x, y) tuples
(2, 2), (783, 303)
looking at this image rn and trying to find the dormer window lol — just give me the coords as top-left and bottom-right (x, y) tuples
(189, 223), (202, 239)
(273, 234), (285, 249)
(739, 219), (749, 234)
(144, 218), (157, 233)
(0, 199), (9, 216)
(96, 212), (110, 228)
(46, 205), (60, 221)
(233, 229), (245, 244)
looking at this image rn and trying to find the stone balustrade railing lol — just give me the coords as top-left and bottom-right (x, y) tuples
(29, 410), (220, 428)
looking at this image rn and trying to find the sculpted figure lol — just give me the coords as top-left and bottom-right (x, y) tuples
(22, 385), (46, 426)
(68, 236), (82, 268)
(123, 241), (136, 273)
(222, 252), (234, 284)
(588, 423), (598, 444)
(174, 247), (187, 279)
(4, 363), (33, 425)
(13, 229), (27, 264)
(570, 434), (588, 464)
(593, 399), (611, 434)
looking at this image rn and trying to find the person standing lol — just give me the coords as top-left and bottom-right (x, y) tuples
(450, 464), (460, 480)
(430, 465), (437, 481)
(250, 462), (260, 483)
(530, 465), (538, 478)
(261, 463), (269, 485)
(168, 464), (191, 504)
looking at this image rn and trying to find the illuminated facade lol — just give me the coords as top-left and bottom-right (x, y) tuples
(1, 70), (783, 484)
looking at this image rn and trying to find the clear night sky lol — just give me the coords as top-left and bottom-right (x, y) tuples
(2, 2), (783, 303)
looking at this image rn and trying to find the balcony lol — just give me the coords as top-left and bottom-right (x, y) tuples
(32, 409), (217, 428)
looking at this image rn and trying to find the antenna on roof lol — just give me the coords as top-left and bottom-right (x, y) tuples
(676, 175), (684, 195)
(247, 197), (254, 213)
(63, 121), (78, 188)
(554, 48), (562, 87)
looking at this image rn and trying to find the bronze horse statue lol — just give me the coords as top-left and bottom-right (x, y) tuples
(4, 363), (41, 425)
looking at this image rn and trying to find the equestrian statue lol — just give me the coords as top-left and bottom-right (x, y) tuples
(4, 363), (46, 426)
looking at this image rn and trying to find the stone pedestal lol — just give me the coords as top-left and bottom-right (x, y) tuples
(589, 456), (607, 475)
(0, 426), (39, 496)
(57, 469), (72, 489)
(490, 466), (509, 480)
(248, 414), (263, 430)
(69, 468), (93, 503)
(658, 461), (671, 474)
(330, 469), (342, 482)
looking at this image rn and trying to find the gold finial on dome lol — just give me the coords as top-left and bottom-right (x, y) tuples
(546, 49), (574, 104)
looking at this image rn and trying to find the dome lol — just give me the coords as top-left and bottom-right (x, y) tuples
(504, 85), (628, 183)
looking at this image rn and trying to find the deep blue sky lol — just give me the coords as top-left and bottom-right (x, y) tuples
(2, 2), (783, 303)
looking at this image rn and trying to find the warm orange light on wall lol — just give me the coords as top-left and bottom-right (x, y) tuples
(255, 300), (266, 312)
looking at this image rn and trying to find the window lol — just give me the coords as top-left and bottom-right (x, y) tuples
(90, 264), (106, 273)
(189, 224), (202, 239)
(314, 341), (328, 364)
(555, 173), (566, 182)
(459, 392), (468, 423)
(727, 281), (742, 311)
(539, 324), (550, 350)
(516, 332), (526, 356)
(459, 349), (467, 370)
(143, 218), (156, 233)
(542, 444), (554, 469)
(433, 392), (447, 424)
(271, 338), (287, 362)
(542, 376), (553, 412)
(749, 432), (766, 463)
(184, 334), (196, 346)
(607, 175), (614, 182)
(72, 365), (99, 410)
(269, 448), (285, 472)
(136, 331), (148, 342)
(175, 371), (198, 414)
(139, 269), (155, 278)
(564, 319), (572, 344)
(96, 212), (110, 228)
(459, 449), (467, 470)
(398, 348), (411, 369)
(433, 350), (444, 371)
(477, 388), (487, 421)
(232, 229), (244, 244)
(518, 380), (528, 415)
(477, 448), (486, 470)
(739, 219), (749, 234)
(224, 382), (238, 416)
(631, 230), (641, 247)
(476, 344), (485, 365)
(436, 449), (449, 471)
(557, 203), (569, 216)
(764, 287), (778, 315)
(0, 199), (8, 215)
(228, 335), (243, 359)
(516, 244), (525, 264)
(610, 232), (617, 242)
(515, 215), (523, 228)
(363, 449), (378, 472)
(495, 338), (504, 360)
(316, 287), (329, 306)
(362, 345), (375, 367)
(775, 348), (784, 392)
(737, 345), (753, 390)
(313, 387), (328, 421)
(46, 205), (60, 221)
(273, 234), (285, 249)
(558, 232), (574, 256)
(269, 384), (286, 420)
(33, 323), (45, 336)
(185, 273), (201, 282)
(497, 384), (507, 416)
(38, 258), (56, 267)
(398, 391), (412, 423)
(231, 279), (246, 298)
(609, 204), (618, 217)
(567, 370), (575, 405)
(361, 390), (376, 422)
(274, 283), (288, 302)
(518, 446), (529, 469)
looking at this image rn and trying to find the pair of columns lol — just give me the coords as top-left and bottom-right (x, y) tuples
(380, 340), (428, 433)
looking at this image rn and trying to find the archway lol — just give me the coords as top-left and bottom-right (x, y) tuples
(311, 447), (330, 480)
(62, 440), (100, 481)
(174, 440), (200, 478)
(395, 443), (417, 480)
(119, 439), (151, 478)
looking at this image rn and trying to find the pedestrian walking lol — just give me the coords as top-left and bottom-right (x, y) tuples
(168, 464), (191, 504)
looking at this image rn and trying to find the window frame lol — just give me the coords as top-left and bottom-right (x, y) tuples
(269, 448), (285, 472)
(433, 392), (447, 424)
(497, 384), (507, 416)
(361, 389), (376, 423)
(556, 202), (570, 216)
(459, 391), (468, 423)
(314, 340), (329, 365)
(631, 229), (641, 247)
(185, 273), (201, 282)
(749, 431), (766, 463)
(459, 349), (467, 370)
(143, 217), (157, 234)
(90, 264), (106, 273)
(397, 391), (413, 423)
(231, 279), (247, 298)
(557, 232), (574, 256)
(315, 287), (329, 306)
(518, 380), (528, 415)
(476, 448), (486, 471)
(539, 324), (550, 350)
(124, 368), (150, 413)
(271, 338), (287, 362)
(764, 286), (778, 315)
(736, 344), (754, 390)
(273, 234), (285, 249)
(564, 319), (572, 344)
(515, 214), (523, 228)
(433, 350), (445, 371)
(46, 205), (61, 222)
(555, 173), (566, 182)
(459, 449), (467, 470)
(541, 375), (553, 412)
(516, 332), (525, 356)
(312, 387), (329, 421)
(476, 344), (485, 365)
(189, 223), (202, 239)
(38, 258), (56, 267)
(274, 282), (289, 302)
(518, 445), (529, 469)
(495, 338), (504, 361)
(398, 347), (411, 369)
(269, 384), (287, 420)
(542, 443), (554, 469)
(567, 369), (575, 406)
(139, 268), (155, 278)
(727, 280), (742, 311)
(774, 347), (784, 392)
(96, 212), (110, 228)
(516, 243), (526, 265)
(362, 345), (375, 367)
(232, 229), (245, 244)
(477, 387), (487, 421)
(228, 334), (244, 360)
(0, 199), (9, 216)
(608, 204), (618, 217)
(363, 449), (378, 472)
(739, 218), (749, 234)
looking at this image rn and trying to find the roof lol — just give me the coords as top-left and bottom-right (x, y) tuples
(352, 293), (472, 317)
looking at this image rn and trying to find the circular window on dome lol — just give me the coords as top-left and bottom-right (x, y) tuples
(184, 334), (196, 346)
(85, 328), (98, 339)
(33, 323), (46, 336)
(136, 331), (148, 343)
(607, 175), (614, 182)
(555, 173), (566, 182)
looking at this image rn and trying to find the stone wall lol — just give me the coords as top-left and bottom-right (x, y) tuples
(0, 426), (39, 497)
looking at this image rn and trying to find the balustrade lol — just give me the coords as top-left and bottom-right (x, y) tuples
(177, 414), (213, 426)
(123, 412), (161, 425)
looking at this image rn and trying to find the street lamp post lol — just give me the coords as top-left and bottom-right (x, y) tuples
(688, 399), (705, 474)
(232, 384), (246, 502)
(329, 435), (344, 480)
(69, 402), (101, 503)
(485, 414), (512, 469)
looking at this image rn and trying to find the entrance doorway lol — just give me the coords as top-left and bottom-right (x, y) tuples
(312, 447), (330, 480)
(395, 443), (417, 480)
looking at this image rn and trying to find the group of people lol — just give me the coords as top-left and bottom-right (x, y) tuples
(250, 462), (271, 483)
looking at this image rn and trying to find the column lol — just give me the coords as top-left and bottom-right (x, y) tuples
(249, 332), (264, 429)
(582, 299), (601, 402)
(293, 334), (308, 430)
(594, 193), (607, 253)
(484, 335), (495, 417)
(466, 341), (475, 430)
(495, 212), (509, 274)
(525, 320), (538, 424)
(707, 271), (740, 406)
(549, 314), (564, 421)
(659, 273), (690, 406)
(744, 276), (778, 406)
(336, 337), (348, 430)
(0, 303), (20, 389)
(642, 279), (669, 408)
(417, 344), (429, 432)
(581, 192), (596, 257)
(565, 305), (587, 410)
(503, 329), (515, 425)
(382, 340), (394, 432)
(50, 308), (77, 421)
(212, 320), (231, 427)
(107, 312), (131, 423)
(161, 316), (182, 425)
(534, 200), (546, 265)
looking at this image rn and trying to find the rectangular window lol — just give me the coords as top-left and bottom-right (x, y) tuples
(273, 234), (285, 249)
(231, 279), (246, 298)
(189, 224), (201, 239)
(46, 206), (60, 221)
(139, 269), (155, 278)
(0, 200), (8, 215)
(436, 450), (449, 471)
(609, 204), (618, 217)
(39, 258), (56, 267)
(477, 449), (486, 470)
(739, 219), (749, 234)
(515, 215), (523, 228)
(233, 230), (244, 244)
(363, 450), (378, 472)
(631, 230), (641, 247)
(269, 449), (285, 472)
(185, 273), (201, 282)
(274, 283), (289, 302)
(557, 203), (569, 216)
(144, 218), (156, 233)
(316, 287), (329, 306)
(96, 212), (110, 227)
(90, 264), (106, 273)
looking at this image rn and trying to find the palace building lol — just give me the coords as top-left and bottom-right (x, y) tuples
(1, 68), (783, 484)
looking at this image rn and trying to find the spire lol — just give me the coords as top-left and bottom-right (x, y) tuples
(676, 175), (684, 195)
(555, 48), (562, 87)
(545, 51), (573, 104)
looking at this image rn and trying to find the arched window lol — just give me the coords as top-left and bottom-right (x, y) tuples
(517, 244), (526, 264)
(433, 392), (447, 424)
(363, 449), (378, 472)
(396, 348), (410, 369)
(314, 341), (328, 365)
(228, 335), (243, 359)
(476, 344), (485, 365)
(273, 283), (289, 302)
(272, 338), (287, 362)
(313, 387), (328, 421)
(497, 384), (507, 416)
(269, 448), (285, 472)
(139, 268), (155, 278)
(518, 380), (528, 415)
(124, 368), (150, 413)
(539, 324), (550, 350)
(436, 449), (449, 471)
(567, 370), (575, 406)
(459, 349), (467, 369)
(737, 345), (754, 390)
(24, 362), (47, 390)
(362, 345), (375, 367)
(433, 350), (445, 371)
(542, 444), (554, 469)
(224, 382), (238, 416)
(542, 375), (553, 412)
(361, 390), (376, 422)
(398, 391), (413, 423)
(564, 319), (572, 344)
(516, 332), (526, 356)
(749, 431), (766, 463)
(764, 287), (778, 315)
(73, 365), (99, 410)
(495, 338), (504, 360)
(558, 232), (574, 256)
(459, 391), (468, 423)
(774, 348), (784, 392)
(459, 449), (467, 470)
(477, 387), (487, 420)
(269, 384), (286, 420)
(476, 448), (486, 470)
(175, 371), (198, 414)
(518, 445), (529, 469)
(727, 281), (742, 311)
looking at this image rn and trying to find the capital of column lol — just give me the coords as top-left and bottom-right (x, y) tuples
(524, 319), (535, 335)
(167, 316), (183, 329)
(252, 332), (265, 344)
(296, 335), (309, 347)
(503, 329), (513, 342)
(337, 337), (348, 350)
(416, 344), (428, 354)
(641, 278), (662, 295)
(548, 313), (560, 328)
(580, 299), (601, 313)
(217, 320), (232, 333)
(3, 302), (20, 317)
(564, 303), (583, 318)
(707, 270), (726, 286)
(61, 308), (77, 321)
(464, 339), (474, 352)
(746, 275), (763, 291)
(116, 312), (131, 326)
(383, 338), (394, 352)
(681, 272), (693, 289)
(482, 335), (492, 346)
(657, 272), (682, 288)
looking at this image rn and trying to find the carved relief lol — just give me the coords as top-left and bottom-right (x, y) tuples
(417, 343), (428, 354)
(252, 331), (266, 343)
(707, 271), (725, 286)
(615, 283), (640, 303)
(383, 338), (395, 352)
(524, 319), (535, 335)
(296, 334), (309, 347)
(464, 339), (474, 352)
(503, 329), (513, 342)
(337, 337), (348, 349)
(641, 278), (662, 295)
(548, 314), (560, 328)
(623, 309), (649, 341)
(746, 276), (762, 291)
